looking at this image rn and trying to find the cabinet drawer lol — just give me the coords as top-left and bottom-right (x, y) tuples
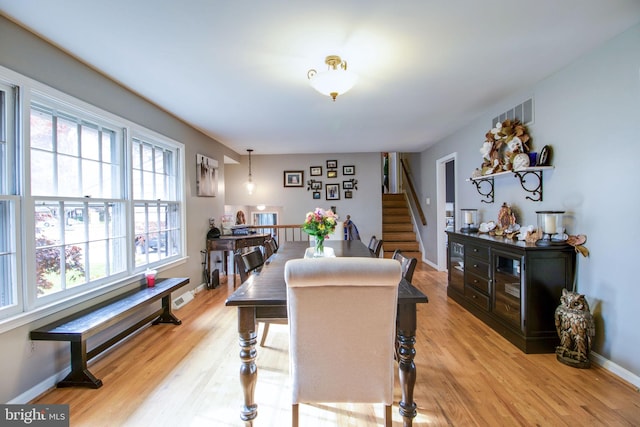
(466, 243), (489, 261)
(465, 285), (490, 311)
(465, 257), (490, 279)
(465, 271), (490, 294)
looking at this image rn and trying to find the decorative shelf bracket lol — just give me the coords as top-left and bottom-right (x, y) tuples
(469, 167), (552, 203)
(470, 177), (495, 204)
(513, 170), (544, 202)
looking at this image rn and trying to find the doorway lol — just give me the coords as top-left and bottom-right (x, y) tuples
(436, 153), (457, 271)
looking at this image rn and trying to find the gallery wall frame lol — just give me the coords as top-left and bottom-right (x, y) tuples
(326, 183), (340, 200)
(310, 166), (322, 176)
(284, 170), (304, 187)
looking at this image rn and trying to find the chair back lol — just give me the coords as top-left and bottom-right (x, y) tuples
(285, 257), (401, 405)
(392, 249), (417, 283)
(368, 236), (383, 257)
(234, 248), (264, 285)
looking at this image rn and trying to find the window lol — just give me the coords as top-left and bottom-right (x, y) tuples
(0, 67), (185, 323)
(0, 81), (19, 316)
(132, 137), (181, 267)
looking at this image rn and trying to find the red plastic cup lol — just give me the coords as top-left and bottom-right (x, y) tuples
(145, 270), (156, 287)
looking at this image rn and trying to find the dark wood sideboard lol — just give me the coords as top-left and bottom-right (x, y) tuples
(446, 231), (576, 354)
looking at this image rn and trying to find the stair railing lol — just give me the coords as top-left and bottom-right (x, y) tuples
(400, 158), (427, 226)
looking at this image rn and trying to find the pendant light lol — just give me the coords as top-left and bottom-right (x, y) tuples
(245, 149), (255, 195)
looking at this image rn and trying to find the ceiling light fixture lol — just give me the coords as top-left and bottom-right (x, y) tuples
(307, 55), (358, 101)
(245, 149), (255, 195)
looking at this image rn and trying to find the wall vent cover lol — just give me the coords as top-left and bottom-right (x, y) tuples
(492, 98), (533, 128)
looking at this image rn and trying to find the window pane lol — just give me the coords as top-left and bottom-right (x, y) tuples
(30, 150), (55, 195)
(57, 116), (78, 156)
(81, 123), (100, 161)
(30, 108), (53, 151)
(57, 155), (80, 196)
(82, 158), (100, 197)
(0, 200), (16, 309)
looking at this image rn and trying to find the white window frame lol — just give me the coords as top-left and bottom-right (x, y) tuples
(0, 65), (186, 332)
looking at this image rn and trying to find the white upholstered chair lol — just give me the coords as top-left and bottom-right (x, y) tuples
(284, 257), (401, 427)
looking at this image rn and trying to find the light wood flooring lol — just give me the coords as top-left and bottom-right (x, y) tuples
(32, 262), (640, 426)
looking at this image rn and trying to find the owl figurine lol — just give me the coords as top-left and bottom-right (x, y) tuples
(554, 289), (595, 368)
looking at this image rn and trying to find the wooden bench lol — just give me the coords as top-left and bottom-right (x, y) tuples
(30, 277), (190, 388)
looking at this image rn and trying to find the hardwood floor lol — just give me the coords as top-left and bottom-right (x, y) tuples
(32, 262), (640, 426)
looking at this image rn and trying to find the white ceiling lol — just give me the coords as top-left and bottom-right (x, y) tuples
(2, 1), (640, 155)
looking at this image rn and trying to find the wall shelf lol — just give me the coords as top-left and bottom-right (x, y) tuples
(467, 166), (554, 203)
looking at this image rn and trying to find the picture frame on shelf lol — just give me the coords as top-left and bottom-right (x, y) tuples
(310, 166), (322, 176)
(283, 170), (304, 187)
(326, 183), (340, 200)
(327, 170), (338, 179)
(343, 165), (355, 175)
(326, 160), (337, 169)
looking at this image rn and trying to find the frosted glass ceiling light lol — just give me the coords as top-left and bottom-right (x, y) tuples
(307, 55), (358, 101)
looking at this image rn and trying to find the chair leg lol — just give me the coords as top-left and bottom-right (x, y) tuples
(259, 322), (270, 347)
(292, 403), (299, 427)
(384, 404), (392, 427)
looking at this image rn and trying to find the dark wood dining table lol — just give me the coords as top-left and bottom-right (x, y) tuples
(225, 240), (428, 426)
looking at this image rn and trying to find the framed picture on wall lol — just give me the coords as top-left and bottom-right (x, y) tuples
(284, 170), (304, 187)
(343, 180), (354, 190)
(326, 183), (340, 200)
(345, 190), (353, 199)
(326, 160), (337, 169)
(310, 166), (322, 176)
(312, 191), (321, 199)
(327, 170), (338, 179)
(343, 165), (355, 175)
(196, 154), (218, 197)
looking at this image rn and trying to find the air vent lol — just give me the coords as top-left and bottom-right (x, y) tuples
(492, 98), (533, 128)
(172, 290), (194, 310)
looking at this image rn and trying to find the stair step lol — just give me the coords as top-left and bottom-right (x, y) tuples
(383, 207), (410, 216)
(384, 215), (411, 223)
(383, 231), (417, 241)
(382, 194), (404, 200)
(384, 241), (420, 252)
(382, 199), (407, 208)
(383, 223), (414, 232)
(384, 251), (421, 259)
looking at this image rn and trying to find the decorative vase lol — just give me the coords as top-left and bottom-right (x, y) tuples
(314, 236), (325, 257)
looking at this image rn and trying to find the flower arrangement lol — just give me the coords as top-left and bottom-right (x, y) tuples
(302, 207), (337, 255)
(476, 118), (531, 176)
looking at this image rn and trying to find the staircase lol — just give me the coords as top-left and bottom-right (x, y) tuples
(381, 193), (421, 259)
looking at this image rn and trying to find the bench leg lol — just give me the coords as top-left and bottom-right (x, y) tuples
(152, 295), (182, 325)
(58, 341), (103, 388)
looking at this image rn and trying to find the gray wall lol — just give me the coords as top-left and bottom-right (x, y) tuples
(224, 153), (383, 242)
(411, 24), (640, 380)
(0, 16), (236, 402)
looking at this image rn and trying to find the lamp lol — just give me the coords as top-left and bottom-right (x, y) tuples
(245, 149), (255, 195)
(307, 55), (358, 101)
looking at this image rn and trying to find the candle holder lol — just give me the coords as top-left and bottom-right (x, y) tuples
(535, 211), (565, 246)
(460, 209), (478, 233)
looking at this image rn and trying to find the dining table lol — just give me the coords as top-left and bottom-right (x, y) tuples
(225, 240), (429, 426)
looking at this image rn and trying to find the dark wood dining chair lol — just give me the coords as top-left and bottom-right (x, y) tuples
(392, 249), (417, 283)
(368, 235), (383, 258)
(234, 248), (264, 286)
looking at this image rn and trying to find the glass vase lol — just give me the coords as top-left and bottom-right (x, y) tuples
(314, 236), (325, 257)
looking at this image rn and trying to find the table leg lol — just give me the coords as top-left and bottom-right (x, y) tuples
(238, 307), (258, 422)
(397, 303), (418, 427)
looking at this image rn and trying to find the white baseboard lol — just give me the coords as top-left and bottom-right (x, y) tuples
(591, 352), (640, 390)
(8, 368), (69, 404)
